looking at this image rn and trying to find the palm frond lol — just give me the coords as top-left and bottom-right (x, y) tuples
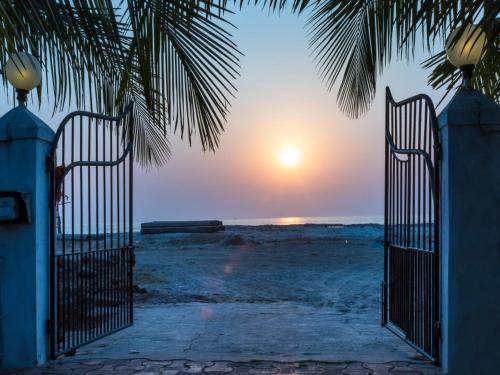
(143, 0), (240, 150)
(0, 0), (123, 109)
(1, 0), (499, 149)
(307, 1), (388, 117)
(0, 0), (240, 166)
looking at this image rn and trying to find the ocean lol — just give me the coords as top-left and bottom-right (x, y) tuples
(132, 216), (384, 232)
(58, 216), (384, 235)
(222, 216), (384, 226)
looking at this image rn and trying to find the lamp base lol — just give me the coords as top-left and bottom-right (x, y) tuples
(460, 65), (475, 88)
(16, 89), (29, 105)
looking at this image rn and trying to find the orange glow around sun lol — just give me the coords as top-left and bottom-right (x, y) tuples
(278, 146), (300, 168)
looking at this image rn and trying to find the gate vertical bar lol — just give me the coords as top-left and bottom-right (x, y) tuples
(48, 104), (135, 357)
(48, 137), (57, 359)
(383, 88), (389, 327)
(383, 87), (440, 363)
(129, 108), (134, 324)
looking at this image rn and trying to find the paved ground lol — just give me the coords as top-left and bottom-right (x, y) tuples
(75, 303), (418, 363)
(5, 358), (442, 374)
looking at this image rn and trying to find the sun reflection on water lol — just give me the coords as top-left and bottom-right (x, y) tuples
(276, 217), (303, 225)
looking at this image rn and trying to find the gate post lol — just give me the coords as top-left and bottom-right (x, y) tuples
(438, 87), (500, 374)
(0, 105), (54, 369)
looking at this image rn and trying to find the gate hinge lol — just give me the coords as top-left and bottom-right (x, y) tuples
(381, 281), (387, 326)
(46, 318), (55, 335)
(381, 281), (386, 304)
(46, 156), (53, 173)
(433, 143), (442, 161)
(130, 249), (136, 267)
(434, 321), (442, 340)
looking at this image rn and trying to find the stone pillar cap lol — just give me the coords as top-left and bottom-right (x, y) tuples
(0, 105), (54, 143)
(438, 87), (500, 129)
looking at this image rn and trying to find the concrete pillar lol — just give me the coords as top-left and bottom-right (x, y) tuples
(0, 105), (54, 369)
(438, 87), (500, 374)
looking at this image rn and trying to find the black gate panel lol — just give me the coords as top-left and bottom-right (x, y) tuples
(48, 104), (134, 357)
(383, 88), (440, 363)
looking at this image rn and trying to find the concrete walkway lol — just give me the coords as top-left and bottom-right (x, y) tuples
(6, 358), (442, 374)
(72, 303), (420, 364)
(5, 302), (443, 374)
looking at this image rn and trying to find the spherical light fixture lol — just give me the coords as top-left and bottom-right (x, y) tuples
(4, 52), (42, 104)
(445, 24), (486, 87)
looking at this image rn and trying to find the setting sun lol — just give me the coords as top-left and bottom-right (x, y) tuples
(278, 146), (300, 168)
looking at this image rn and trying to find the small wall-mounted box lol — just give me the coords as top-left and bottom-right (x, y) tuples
(0, 192), (31, 223)
(0, 197), (19, 220)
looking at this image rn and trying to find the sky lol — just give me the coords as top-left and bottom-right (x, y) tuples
(0, 5), (448, 224)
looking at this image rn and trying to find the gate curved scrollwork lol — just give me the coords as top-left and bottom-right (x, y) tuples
(383, 88), (440, 363)
(47, 103), (135, 358)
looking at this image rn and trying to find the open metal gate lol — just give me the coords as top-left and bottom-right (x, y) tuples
(382, 88), (440, 363)
(48, 103), (135, 358)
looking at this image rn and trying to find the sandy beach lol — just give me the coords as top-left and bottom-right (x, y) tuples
(75, 224), (421, 363)
(133, 224), (385, 307)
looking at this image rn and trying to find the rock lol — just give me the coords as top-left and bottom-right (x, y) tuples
(220, 234), (246, 246)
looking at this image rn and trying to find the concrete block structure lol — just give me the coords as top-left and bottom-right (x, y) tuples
(438, 87), (500, 374)
(0, 105), (54, 369)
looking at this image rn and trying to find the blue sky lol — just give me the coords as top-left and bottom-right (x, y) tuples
(0, 5), (449, 223)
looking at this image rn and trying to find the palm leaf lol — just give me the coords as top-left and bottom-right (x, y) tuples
(307, 1), (388, 118)
(0, 0), (240, 166)
(304, 0), (500, 117)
